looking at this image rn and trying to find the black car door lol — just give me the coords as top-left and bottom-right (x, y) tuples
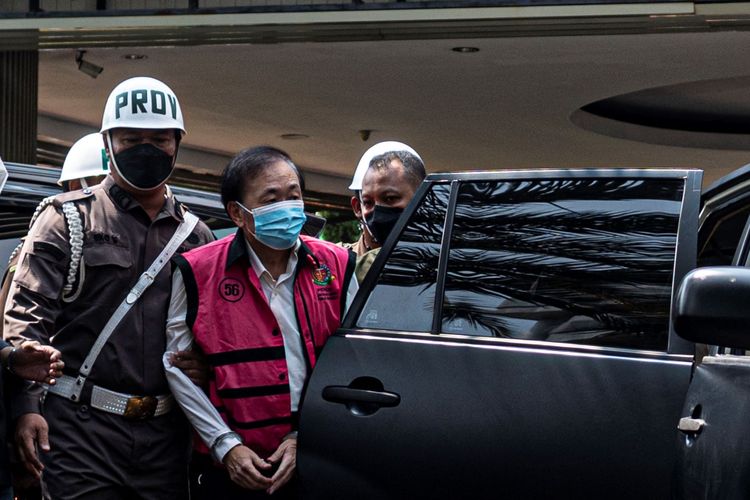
(673, 165), (750, 498)
(298, 169), (702, 499)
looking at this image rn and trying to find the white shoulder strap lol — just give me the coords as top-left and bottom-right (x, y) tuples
(66, 211), (200, 402)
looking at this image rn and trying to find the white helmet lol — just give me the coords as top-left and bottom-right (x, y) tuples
(59, 133), (109, 185)
(350, 141), (422, 191)
(100, 76), (185, 134)
(0, 156), (6, 194)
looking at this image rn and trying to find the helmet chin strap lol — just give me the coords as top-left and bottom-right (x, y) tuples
(80, 178), (89, 189)
(358, 196), (377, 246)
(105, 131), (138, 191)
(359, 217), (377, 249)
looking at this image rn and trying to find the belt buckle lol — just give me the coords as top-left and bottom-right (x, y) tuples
(123, 396), (158, 420)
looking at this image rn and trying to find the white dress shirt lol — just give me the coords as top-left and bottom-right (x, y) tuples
(163, 237), (358, 462)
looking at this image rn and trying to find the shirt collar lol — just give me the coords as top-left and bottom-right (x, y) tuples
(244, 237), (301, 281)
(104, 176), (182, 221)
(225, 227), (303, 273)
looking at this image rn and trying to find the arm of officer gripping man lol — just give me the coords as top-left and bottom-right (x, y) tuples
(164, 268), (242, 462)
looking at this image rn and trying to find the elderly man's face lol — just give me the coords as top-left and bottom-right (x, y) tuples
(360, 158), (417, 221)
(229, 160), (303, 236)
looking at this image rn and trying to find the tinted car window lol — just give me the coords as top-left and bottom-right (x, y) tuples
(698, 205), (750, 267)
(442, 178), (684, 350)
(357, 183), (450, 331)
(358, 177), (686, 351)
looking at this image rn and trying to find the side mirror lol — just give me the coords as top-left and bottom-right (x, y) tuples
(674, 266), (750, 349)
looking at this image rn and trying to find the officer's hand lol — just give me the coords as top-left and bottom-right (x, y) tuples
(15, 413), (50, 480)
(267, 437), (297, 495)
(223, 445), (273, 490)
(6, 341), (64, 384)
(170, 348), (209, 389)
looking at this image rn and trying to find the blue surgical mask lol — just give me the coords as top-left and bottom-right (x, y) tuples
(237, 199), (307, 250)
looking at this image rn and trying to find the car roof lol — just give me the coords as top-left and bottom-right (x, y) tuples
(701, 163), (750, 202)
(424, 167), (699, 183)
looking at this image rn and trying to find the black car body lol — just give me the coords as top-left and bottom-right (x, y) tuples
(297, 167), (750, 499)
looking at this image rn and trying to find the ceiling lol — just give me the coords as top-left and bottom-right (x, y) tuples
(34, 16), (750, 195)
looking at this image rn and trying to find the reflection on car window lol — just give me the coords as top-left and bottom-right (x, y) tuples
(357, 184), (450, 331)
(442, 178), (684, 350)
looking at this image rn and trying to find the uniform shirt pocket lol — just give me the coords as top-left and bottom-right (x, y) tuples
(83, 243), (133, 270)
(14, 241), (68, 300)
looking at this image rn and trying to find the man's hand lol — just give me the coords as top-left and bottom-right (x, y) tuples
(267, 437), (297, 495)
(223, 445), (274, 491)
(15, 413), (50, 480)
(5, 341), (64, 384)
(170, 348), (209, 389)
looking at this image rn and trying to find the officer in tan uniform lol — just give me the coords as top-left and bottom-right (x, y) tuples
(344, 141), (425, 282)
(4, 76), (214, 500)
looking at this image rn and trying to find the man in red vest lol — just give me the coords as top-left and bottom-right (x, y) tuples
(164, 146), (357, 499)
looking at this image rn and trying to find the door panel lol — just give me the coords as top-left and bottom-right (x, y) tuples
(299, 170), (701, 499)
(299, 333), (692, 499)
(673, 167), (750, 497)
(674, 357), (750, 498)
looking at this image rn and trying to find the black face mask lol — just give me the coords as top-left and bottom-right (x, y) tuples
(113, 143), (174, 191)
(365, 205), (404, 244)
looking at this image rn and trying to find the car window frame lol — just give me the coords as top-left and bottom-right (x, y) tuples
(695, 167), (750, 357)
(346, 168), (702, 356)
(700, 173), (750, 268)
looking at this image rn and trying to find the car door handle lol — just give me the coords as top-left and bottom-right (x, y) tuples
(678, 417), (706, 434)
(322, 386), (400, 407)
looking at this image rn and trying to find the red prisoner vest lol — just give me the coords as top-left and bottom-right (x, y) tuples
(175, 231), (355, 458)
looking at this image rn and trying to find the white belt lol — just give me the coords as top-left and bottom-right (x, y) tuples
(46, 374), (174, 420)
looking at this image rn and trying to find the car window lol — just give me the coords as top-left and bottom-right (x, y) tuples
(359, 177), (686, 351)
(698, 205), (750, 267)
(357, 183), (450, 331)
(441, 178), (683, 350)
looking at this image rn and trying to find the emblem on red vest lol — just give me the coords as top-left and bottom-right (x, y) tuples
(219, 277), (245, 302)
(312, 264), (335, 286)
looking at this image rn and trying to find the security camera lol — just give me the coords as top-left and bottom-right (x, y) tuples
(76, 50), (103, 79)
